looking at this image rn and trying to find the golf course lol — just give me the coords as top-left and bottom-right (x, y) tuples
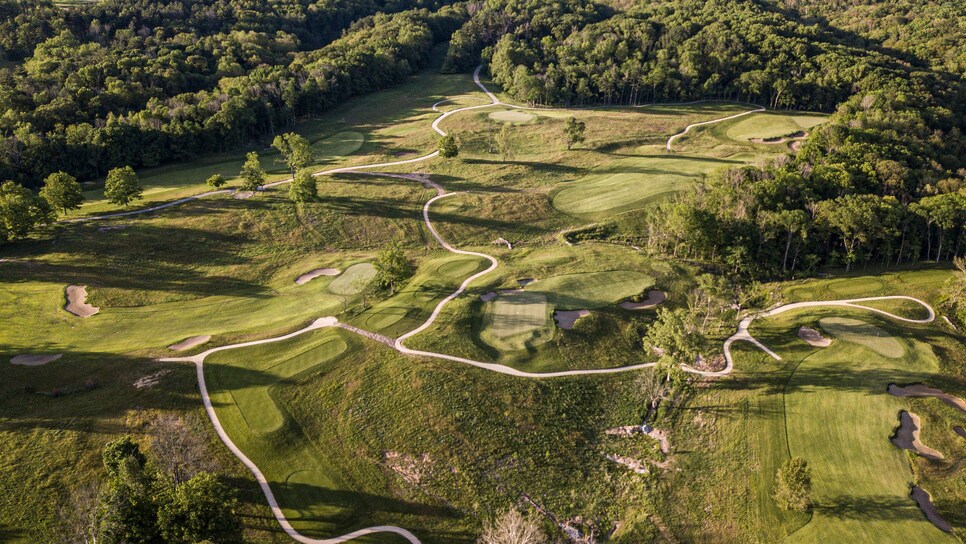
(2, 33), (964, 544)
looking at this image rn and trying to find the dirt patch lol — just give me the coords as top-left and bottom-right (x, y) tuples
(789, 140), (804, 153)
(605, 424), (670, 454)
(605, 453), (650, 474)
(892, 410), (943, 460)
(911, 486), (952, 532)
(383, 451), (433, 486)
(97, 225), (129, 232)
(295, 268), (340, 285)
(480, 291), (498, 302)
(233, 190), (254, 199)
(888, 384), (966, 416)
(134, 369), (171, 390)
(620, 290), (667, 310)
(11, 354), (62, 366)
(554, 309), (590, 329)
(168, 335), (211, 351)
(798, 326), (831, 347)
(65, 285), (99, 318)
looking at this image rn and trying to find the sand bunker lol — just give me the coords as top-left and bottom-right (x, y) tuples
(798, 326), (831, 347)
(65, 285), (99, 318)
(954, 426), (966, 440)
(11, 354), (62, 366)
(517, 278), (536, 287)
(168, 335), (211, 351)
(554, 309), (590, 329)
(888, 384), (966, 416)
(750, 131), (807, 144)
(233, 190), (254, 199)
(620, 290), (667, 310)
(295, 268), (340, 285)
(911, 486), (952, 532)
(480, 291), (498, 302)
(488, 110), (535, 123)
(892, 411), (943, 460)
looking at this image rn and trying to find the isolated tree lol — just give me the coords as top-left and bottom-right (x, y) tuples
(40, 171), (84, 215)
(774, 456), (812, 511)
(289, 169), (317, 203)
(564, 117), (586, 150)
(206, 174), (226, 188)
(150, 414), (215, 486)
(272, 133), (315, 175)
(479, 509), (546, 544)
(374, 240), (412, 295)
(102, 435), (147, 477)
(104, 166), (143, 207)
(636, 367), (671, 414)
(240, 152), (265, 192)
(158, 472), (243, 544)
(438, 134), (459, 158)
(496, 125), (514, 162)
(0, 181), (54, 241)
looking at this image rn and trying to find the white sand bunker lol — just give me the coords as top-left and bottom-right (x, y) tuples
(554, 309), (590, 329)
(480, 291), (498, 302)
(620, 290), (667, 310)
(517, 278), (536, 287)
(65, 285), (99, 318)
(295, 268), (340, 285)
(798, 326), (831, 347)
(888, 384), (966, 416)
(892, 410), (943, 460)
(750, 131), (807, 144)
(488, 110), (535, 123)
(11, 354), (62, 366)
(134, 369), (172, 390)
(168, 335), (211, 351)
(954, 426), (966, 440)
(911, 486), (952, 532)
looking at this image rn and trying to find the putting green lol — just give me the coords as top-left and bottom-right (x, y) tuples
(819, 318), (905, 359)
(552, 151), (746, 217)
(488, 109), (535, 123)
(527, 270), (655, 310)
(725, 112), (826, 141)
(329, 263), (377, 295)
(782, 332), (953, 543)
(479, 291), (553, 351)
(313, 131), (364, 157)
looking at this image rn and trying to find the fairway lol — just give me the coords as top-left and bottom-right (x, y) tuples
(479, 291), (553, 351)
(781, 326), (953, 543)
(313, 131), (365, 157)
(819, 318), (906, 358)
(552, 150), (746, 217)
(527, 270), (655, 309)
(724, 112), (827, 141)
(329, 263), (378, 295)
(488, 109), (535, 123)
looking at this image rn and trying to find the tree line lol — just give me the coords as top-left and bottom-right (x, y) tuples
(0, 1), (467, 187)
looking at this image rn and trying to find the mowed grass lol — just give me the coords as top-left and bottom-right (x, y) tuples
(527, 270), (654, 309)
(772, 316), (956, 543)
(724, 112), (827, 141)
(551, 150), (747, 217)
(329, 263), (377, 296)
(479, 291), (553, 351)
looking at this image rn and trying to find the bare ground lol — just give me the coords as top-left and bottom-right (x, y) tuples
(10, 354), (62, 366)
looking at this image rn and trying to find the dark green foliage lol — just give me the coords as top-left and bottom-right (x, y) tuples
(205, 174), (226, 188)
(39, 171), (83, 215)
(564, 116), (585, 150)
(239, 152), (265, 193)
(104, 166), (143, 207)
(0, 180), (54, 241)
(157, 473), (243, 544)
(272, 132), (315, 175)
(102, 436), (147, 477)
(374, 239), (412, 295)
(438, 134), (459, 157)
(773, 456), (812, 512)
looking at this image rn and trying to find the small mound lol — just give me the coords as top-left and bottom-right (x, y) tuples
(818, 317), (904, 358)
(911, 486), (952, 532)
(65, 285), (99, 318)
(888, 384), (966, 416)
(488, 110), (535, 123)
(328, 263), (377, 295)
(168, 335), (211, 351)
(295, 268), (340, 285)
(892, 410), (943, 460)
(620, 290), (667, 310)
(798, 326), (831, 347)
(11, 354), (62, 366)
(554, 309), (590, 330)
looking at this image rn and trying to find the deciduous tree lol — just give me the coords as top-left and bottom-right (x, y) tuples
(774, 457), (812, 511)
(40, 171), (84, 215)
(272, 133), (315, 175)
(564, 117), (585, 150)
(289, 169), (318, 203)
(104, 166), (143, 207)
(240, 152), (265, 192)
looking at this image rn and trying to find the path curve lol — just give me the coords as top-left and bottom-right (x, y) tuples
(665, 106), (766, 151)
